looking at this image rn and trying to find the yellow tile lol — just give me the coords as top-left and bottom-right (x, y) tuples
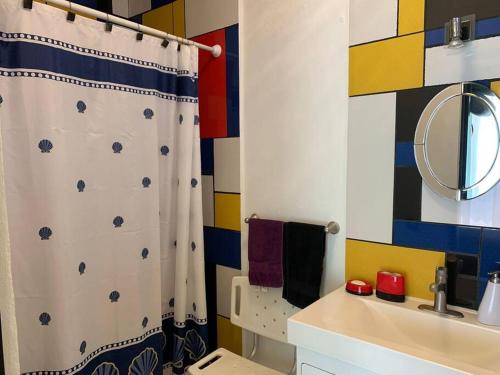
(214, 193), (241, 231)
(217, 315), (242, 355)
(143, 4), (174, 35)
(346, 239), (445, 300)
(491, 81), (500, 97)
(173, 0), (186, 38)
(349, 33), (424, 96)
(398, 0), (425, 35)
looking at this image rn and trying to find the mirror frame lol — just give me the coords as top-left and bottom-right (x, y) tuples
(414, 82), (500, 201)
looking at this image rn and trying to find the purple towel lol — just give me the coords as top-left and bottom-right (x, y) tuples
(248, 218), (284, 287)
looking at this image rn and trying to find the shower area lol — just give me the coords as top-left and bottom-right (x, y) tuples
(0, 0), (217, 374)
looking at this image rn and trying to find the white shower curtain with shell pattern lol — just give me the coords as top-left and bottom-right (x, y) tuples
(0, 1), (208, 374)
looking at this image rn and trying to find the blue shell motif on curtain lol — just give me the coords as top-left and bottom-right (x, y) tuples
(112, 142), (123, 154)
(0, 95), (3, 105)
(38, 139), (53, 153)
(194, 115), (199, 125)
(160, 145), (169, 155)
(142, 317), (149, 328)
(109, 291), (120, 302)
(191, 242), (196, 251)
(113, 216), (124, 227)
(141, 248), (149, 259)
(178, 114), (183, 124)
(129, 348), (158, 375)
(142, 177), (151, 188)
(77, 179), (85, 192)
(77, 100), (86, 113)
(39, 227), (52, 240)
(91, 363), (119, 375)
(79, 262), (86, 275)
(80, 340), (87, 354)
(39, 312), (51, 326)
(143, 108), (154, 119)
(172, 335), (184, 368)
(190, 178), (198, 188)
(185, 330), (206, 362)
(163, 321), (209, 374)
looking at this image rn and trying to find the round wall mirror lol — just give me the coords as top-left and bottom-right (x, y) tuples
(414, 82), (500, 201)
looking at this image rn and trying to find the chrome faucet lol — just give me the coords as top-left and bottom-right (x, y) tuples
(418, 267), (464, 318)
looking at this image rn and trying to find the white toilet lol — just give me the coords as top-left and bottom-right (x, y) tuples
(188, 276), (297, 375)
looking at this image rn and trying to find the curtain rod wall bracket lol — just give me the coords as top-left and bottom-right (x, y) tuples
(211, 45), (222, 58)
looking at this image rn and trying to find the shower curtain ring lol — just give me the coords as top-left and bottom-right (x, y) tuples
(67, 2), (76, 22)
(105, 14), (113, 32)
(136, 25), (144, 41)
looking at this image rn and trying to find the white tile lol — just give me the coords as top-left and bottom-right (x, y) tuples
(349, 0), (397, 46)
(426, 36), (500, 86)
(185, 0), (238, 38)
(202, 175), (215, 226)
(111, 0), (129, 18)
(112, 0), (150, 18)
(422, 182), (500, 228)
(216, 265), (240, 318)
(128, 0), (151, 17)
(347, 93), (396, 244)
(214, 137), (240, 193)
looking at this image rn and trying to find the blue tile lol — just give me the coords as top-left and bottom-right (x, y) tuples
(473, 79), (490, 88)
(393, 220), (481, 254)
(74, 0), (97, 8)
(204, 226), (241, 269)
(201, 139), (214, 175)
(425, 28), (444, 48)
(477, 16), (500, 39)
(395, 142), (416, 167)
(225, 24), (239, 137)
(480, 228), (500, 278)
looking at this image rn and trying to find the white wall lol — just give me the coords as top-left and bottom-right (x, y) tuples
(239, 0), (349, 370)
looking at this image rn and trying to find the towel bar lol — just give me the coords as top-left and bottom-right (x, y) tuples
(244, 213), (340, 235)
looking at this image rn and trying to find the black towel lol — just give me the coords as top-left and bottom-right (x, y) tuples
(282, 222), (326, 309)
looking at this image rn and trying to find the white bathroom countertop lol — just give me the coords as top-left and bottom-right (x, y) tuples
(288, 286), (500, 375)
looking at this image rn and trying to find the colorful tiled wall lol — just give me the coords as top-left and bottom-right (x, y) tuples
(193, 23), (241, 355)
(347, 0), (500, 308)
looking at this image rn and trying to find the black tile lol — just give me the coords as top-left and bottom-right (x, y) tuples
(393, 167), (422, 221)
(446, 253), (479, 309)
(395, 85), (448, 142)
(96, 0), (112, 13)
(204, 262), (218, 352)
(425, 0), (500, 30)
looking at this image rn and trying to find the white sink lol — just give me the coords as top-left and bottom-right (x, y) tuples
(288, 286), (500, 375)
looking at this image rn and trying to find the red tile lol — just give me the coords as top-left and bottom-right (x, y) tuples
(193, 30), (228, 139)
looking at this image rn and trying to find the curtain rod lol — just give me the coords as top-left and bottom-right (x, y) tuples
(24, 0), (222, 57)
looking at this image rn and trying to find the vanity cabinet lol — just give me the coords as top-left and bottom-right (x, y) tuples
(297, 347), (375, 375)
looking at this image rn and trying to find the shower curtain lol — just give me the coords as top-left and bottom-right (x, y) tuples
(0, 1), (207, 374)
